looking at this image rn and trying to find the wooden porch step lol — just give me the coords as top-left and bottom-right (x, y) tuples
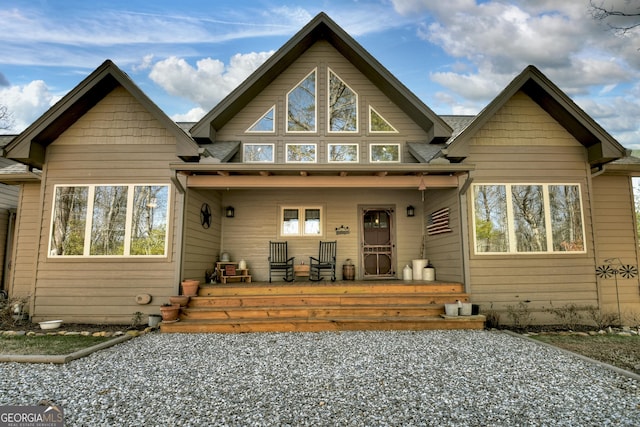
(160, 315), (486, 333)
(181, 304), (447, 320)
(189, 293), (470, 308)
(198, 282), (464, 296)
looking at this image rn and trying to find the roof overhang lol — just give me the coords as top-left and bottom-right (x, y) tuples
(599, 156), (640, 176)
(0, 171), (42, 185)
(446, 66), (627, 167)
(170, 162), (473, 189)
(5, 60), (199, 169)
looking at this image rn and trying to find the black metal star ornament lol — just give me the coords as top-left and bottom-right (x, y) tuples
(200, 203), (212, 229)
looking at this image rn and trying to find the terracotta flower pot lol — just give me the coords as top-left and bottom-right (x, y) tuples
(169, 295), (190, 307)
(160, 304), (180, 322)
(181, 279), (200, 296)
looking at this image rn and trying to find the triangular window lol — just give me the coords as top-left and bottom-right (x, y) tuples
(328, 69), (357, 132)
(247, 105), (275, 133)
(369, 106), (397, 133)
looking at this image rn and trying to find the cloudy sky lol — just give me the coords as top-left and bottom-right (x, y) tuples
(1, 0), (640, 148)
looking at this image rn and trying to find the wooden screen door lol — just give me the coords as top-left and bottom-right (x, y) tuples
(361, 208), (395, 278)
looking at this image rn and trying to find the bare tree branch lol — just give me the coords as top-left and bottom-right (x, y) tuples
(590, 0), (640, 33)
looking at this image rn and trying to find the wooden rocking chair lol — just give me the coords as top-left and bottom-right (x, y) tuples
(268, 241), (295, 282)
(309, 241), (337, 281)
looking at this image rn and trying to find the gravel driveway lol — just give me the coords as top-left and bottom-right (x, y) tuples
(1, 330), (639, 426)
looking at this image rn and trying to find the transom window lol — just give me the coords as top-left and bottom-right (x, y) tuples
(328, 143), (359, 162)
(328, 69), (357, 132)
(287, 69), (316, 132)
(370, 144), (400, 162)
(49, 184), (170, 257)
(280, 206), (323, 236)
(286, 143), (317, 163)
(472, 183), (585, 254)
(244, 144), (274, 162)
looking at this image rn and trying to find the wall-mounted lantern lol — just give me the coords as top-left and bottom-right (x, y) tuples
(225, 206), (235, 218)
(406, 205), (415, 217)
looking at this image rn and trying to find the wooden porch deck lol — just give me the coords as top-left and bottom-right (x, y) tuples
(160, 280), (486, 333)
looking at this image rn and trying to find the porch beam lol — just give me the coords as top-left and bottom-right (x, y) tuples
(186, 174), (459, 188)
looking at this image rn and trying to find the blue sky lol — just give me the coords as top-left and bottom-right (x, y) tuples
(1, 0), (640, 148)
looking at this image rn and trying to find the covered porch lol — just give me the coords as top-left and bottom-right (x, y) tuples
(176, 162), (472, 283)
(170, 161), (480, 332)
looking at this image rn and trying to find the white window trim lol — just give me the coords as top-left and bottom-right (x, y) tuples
(285, 143), (317, 163)
(243, 143), (275, 163)
(286, 68), (317, 134)
(246, 105), (276, 133)
(328, 143), (359, 163)
(369, 106), (398, 133)
(327, 68), (358, 134)
(49, 183), (171, 258)
(369, 143), (401, 163)
(279, 205), (324, 237)
(471, 183), (587, 255)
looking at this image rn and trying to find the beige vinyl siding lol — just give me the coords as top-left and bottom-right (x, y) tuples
(191, 188), (422, 281)
(591, 175), (640, 319)
(216, 41), (430, 163)
(464, 91), (598, 323)
(0, 181), (19, 209)
(422, 187), (463, 283)
(0, 209), (10, 287)
(8, 183), (40, 300)
(0, 170), (20, 289)
(182, 188), (222, 282)
(28, 86), (182, 323)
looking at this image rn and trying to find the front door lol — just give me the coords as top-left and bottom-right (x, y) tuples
(361, 207), (395, 278)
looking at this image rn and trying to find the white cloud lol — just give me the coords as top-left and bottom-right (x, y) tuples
(0, 6), (326, 70)
(430, 69), (509, 102)
(390, 0), (640, 148)
(171, 107), (207, 123)
(148, 51), (274, 110)
(0, 80), (55, 133)
(391, 0), (475, 16)
(577, 95), (640, 149)
(392, 1), (639, 90)
(133, 54), (155, 72)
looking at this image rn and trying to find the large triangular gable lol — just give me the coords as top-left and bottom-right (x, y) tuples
(445, 65), (628, 167)
(5, 60), (199, 169)
(190, 12), (452, 144)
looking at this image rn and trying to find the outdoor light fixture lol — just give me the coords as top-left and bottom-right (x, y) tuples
(225, 206), (235, 218)
(406, 205), (415, 217)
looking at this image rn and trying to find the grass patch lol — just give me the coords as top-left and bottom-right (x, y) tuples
(0, 335), (113, 355)
(531, 333), (640, 373)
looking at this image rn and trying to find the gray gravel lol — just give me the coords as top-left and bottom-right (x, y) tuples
(1, 330), (639, 426)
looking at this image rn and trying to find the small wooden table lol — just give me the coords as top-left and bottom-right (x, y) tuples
(216, 261), (252, 284)
(294, 264), (310, 278)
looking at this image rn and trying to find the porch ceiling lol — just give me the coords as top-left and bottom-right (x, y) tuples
(170, 163), (473, 189)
